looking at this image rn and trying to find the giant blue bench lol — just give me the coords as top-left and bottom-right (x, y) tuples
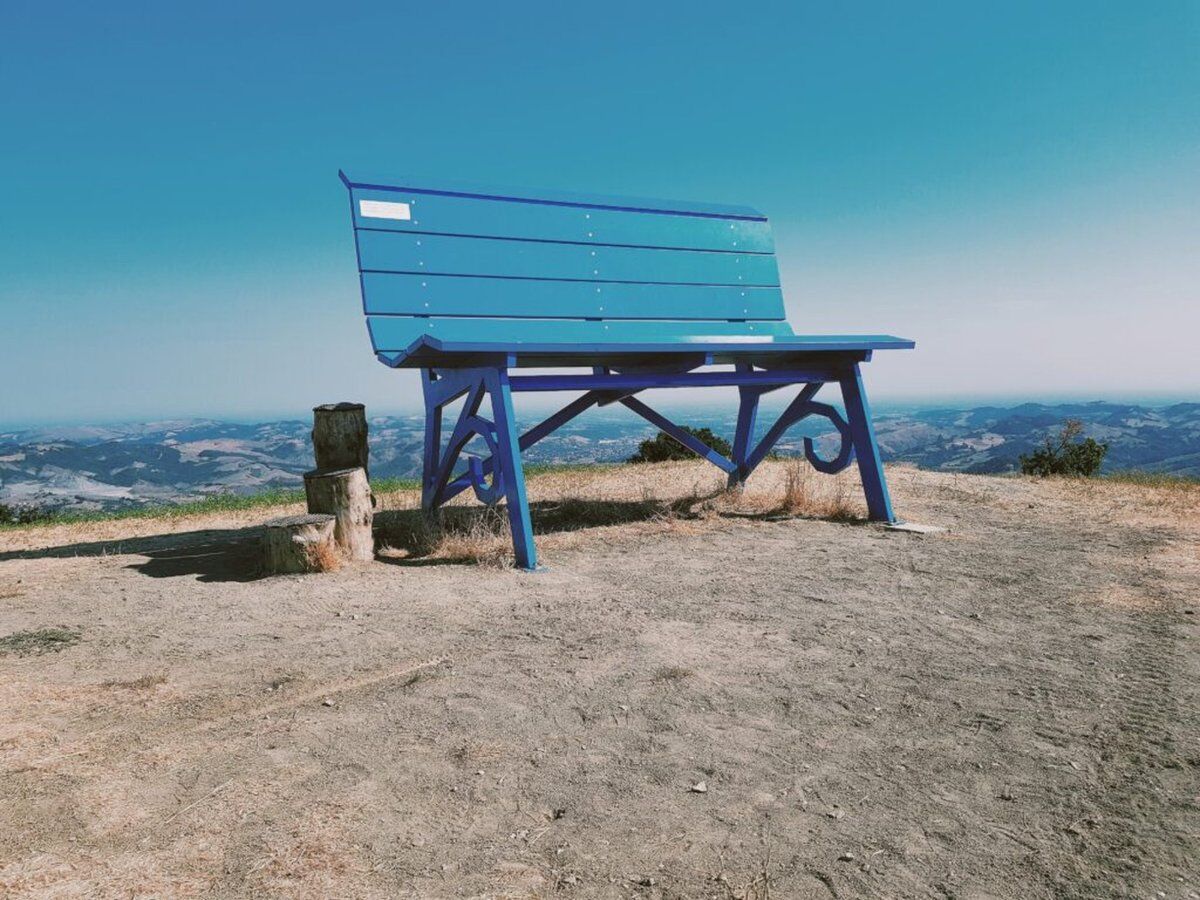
(340, 171), (915, 569)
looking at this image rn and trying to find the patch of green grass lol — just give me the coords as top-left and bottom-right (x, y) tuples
(0, 627), (82, 656)
(0, 478), (421, 531)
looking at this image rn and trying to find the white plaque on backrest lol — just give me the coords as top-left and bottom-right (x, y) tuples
(359, 199), (412, 221)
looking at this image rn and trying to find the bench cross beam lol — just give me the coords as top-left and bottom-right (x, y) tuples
(418, 362), (897, 568)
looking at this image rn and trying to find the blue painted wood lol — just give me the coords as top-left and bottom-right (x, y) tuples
(361, 273), (785, 322)
(357, 231), (781, 287)
(462, 417), (504, 504)
(730, 364), (762, 486)
(840, 363), (896, 522)
(419, 370), (444, 508)
(368, 317), (781, 356)
(483, 368), (537, 570)
(742, 383), (825, 476)
(367, 316), (913, 360)
(620, 396), (737, 474)
(428, 378), (488, 508)
(441, 391), (603, 504)
(341, 170), (767, 219)
(423, 367), (489, 408)
(343, 177), (775, 254)
(508, 368), (846, 392)
(797, 402), (855, 475)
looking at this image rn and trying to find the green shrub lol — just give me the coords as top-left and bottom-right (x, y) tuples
(629, 426), (733, 463)
(0, 503), (51, 526)
(1020, 419), (1108, 477)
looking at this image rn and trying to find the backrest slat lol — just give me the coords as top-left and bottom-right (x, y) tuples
(362, 273), (784, 321)
(342, 172), (790, 357)
(357, 231), (780, 287)
(347, 182), (776, 255)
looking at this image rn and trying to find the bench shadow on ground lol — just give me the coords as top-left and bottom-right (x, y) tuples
(374, 497), (693, 568)
(373, 490), (862, 568)
(0, 491), (860, 579)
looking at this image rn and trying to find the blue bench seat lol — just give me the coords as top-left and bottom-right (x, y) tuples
(372, 320), (913, 368)
(340, 171), (915, 569)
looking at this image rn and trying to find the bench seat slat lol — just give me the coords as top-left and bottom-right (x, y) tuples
(349, 187), (775, 253)
(367, 316), (914, 365)
(361, 273), (786, 321)
(357, 230), (780, 287)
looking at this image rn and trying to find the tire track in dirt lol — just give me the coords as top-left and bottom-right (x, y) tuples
(8, 651), (456, 775)
(4, 652), (461, 896)
(1064, 608), (1194, 898)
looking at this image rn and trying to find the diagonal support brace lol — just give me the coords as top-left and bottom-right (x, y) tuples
(620, 395), (737, 474)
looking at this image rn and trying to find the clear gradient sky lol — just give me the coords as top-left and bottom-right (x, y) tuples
(1, 1), (1197, 426)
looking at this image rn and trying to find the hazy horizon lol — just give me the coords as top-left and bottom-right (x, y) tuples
(3, 391), (1197, 435)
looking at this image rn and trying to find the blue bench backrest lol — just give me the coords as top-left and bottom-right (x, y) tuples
(340, 172), (788, 360)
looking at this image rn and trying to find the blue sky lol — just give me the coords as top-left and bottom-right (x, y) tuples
(1, 1), (1197, 426)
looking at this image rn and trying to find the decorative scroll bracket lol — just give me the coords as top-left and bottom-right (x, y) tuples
(735, 383), (857, 482)
(461, 415), (505, 504)
(797, 400), (855, 474)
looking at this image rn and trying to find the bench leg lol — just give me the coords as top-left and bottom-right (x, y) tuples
(419, 370), (443, 512)
(728, 377), (761, 488)
(483, 368), (538, 570)
(840, 363), (896, 523)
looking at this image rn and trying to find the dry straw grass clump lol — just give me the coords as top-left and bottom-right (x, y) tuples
(373, 460), (870, 567)
(304, 539), (343, 573)
(775, 460), (858, 521)
(0, 626), (81, 656)
(712, 460), (861, 522)
(376, 504), (516, 568)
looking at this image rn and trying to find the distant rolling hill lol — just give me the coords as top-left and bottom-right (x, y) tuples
(1, 401), (1196, 513)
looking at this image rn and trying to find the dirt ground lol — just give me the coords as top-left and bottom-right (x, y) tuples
(0, 461), (1197, 899)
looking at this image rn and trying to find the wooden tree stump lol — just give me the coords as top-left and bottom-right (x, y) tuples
(304, 466), (374, 562)
(262, 514), (339, 575)
(312, 403), (369, 478)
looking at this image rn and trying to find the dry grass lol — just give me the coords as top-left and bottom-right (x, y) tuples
(0, 627), (81, 656)
(773, 460), (857, 520)
(304, 539), (343, 573)
(101, 673), (168, 691)
(374, 468), (737, 566)
(705, 461), (861, 523)
(1037, 469), (1200, 530)
(0, 461), (876, 571)
(377, 505), (515, 567)
(379, 460), (868, 566)
(653, 665), (696, 682)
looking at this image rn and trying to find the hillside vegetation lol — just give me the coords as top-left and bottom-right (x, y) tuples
(2, 401), (1197, 515)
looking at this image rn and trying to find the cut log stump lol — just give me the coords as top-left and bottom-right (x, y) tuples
(304, 466), (374, 562)
(262, 514), (339, 575)
(312, 402), (369, 478)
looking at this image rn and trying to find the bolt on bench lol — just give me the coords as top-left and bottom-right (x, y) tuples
(340, 171), (914, 569)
